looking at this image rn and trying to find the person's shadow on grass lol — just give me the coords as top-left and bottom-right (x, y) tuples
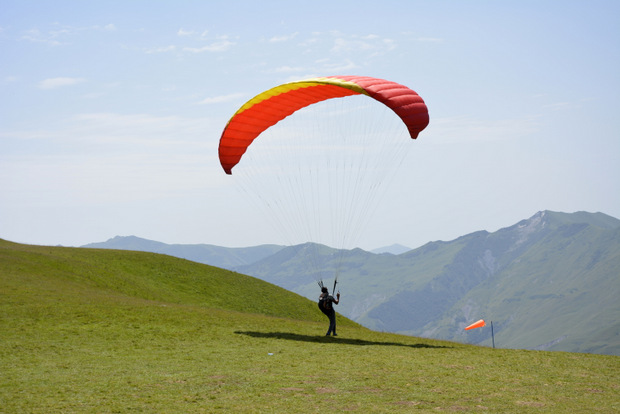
(235, 331), (450, 349)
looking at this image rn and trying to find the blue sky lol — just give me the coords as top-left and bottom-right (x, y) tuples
(1, 1), (619, 249)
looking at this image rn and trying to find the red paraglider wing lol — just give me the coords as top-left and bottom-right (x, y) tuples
(218, 76), (429, 174)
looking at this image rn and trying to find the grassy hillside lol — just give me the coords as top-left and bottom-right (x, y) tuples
(0, 239), (328, 320)
(1, 239), (618, 413)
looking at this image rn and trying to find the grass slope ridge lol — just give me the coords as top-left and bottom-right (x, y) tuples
(0, 239), (327, 321)
(2, 239), (619, 412)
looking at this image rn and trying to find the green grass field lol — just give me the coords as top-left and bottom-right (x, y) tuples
(1, 239), (618, 413)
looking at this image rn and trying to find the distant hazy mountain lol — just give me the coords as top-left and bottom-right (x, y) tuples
(233, 211), (620, 355)
(371, 244), (411, 255)
(82, 235), (285, 269)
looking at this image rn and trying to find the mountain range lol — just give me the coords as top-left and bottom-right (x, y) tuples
(83, 210), (620, 355)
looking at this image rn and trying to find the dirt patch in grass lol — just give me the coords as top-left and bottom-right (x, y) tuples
(393, 400), (421, 406)
(515, 400), (546, 407)
(315, 387), (339, 394)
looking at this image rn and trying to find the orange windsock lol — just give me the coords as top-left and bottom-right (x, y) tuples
(465, 319), (486, 330)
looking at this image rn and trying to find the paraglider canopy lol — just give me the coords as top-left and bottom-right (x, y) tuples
(216, 75), (430, 288)
(218, 76), (429, 174)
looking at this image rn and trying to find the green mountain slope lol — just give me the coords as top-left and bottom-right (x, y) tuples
(1, 239), (619, 413)
(433, 216), (620, 354)
(237, 211), (620, 355)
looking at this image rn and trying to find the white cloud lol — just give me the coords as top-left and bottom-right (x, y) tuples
(177, 28), (211, 37)
(2, 112), (213, 150)
(543, 102), (576, 111)
(22, 29), (62, 46)
(182, 39), (234, 53)
(21, 23), (119, 48)
(144, 45), (176, 54)
(305, 32), (397, 56)
(415, 37), (443, 43)
(82, 91), (107, 99)
(0, 111), (216, 211)
(38, 77), (86, 90)
(382, 38), (396, 50)
(331, 37), (376, 53)
(273, 66), (305, 73)
(146, 33), (235, 54)
(269, 32), (298, 43)
(177, 28), (194, 36)
(198, 93), (245, 105)
(319, 59), (358, 73)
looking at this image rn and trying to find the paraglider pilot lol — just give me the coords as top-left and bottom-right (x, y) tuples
(318, 286), (340, 336)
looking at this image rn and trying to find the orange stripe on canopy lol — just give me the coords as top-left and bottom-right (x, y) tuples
(218, 76), (429, 174)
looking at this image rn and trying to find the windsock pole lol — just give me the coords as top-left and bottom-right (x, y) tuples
(465, 318), (496, 348)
